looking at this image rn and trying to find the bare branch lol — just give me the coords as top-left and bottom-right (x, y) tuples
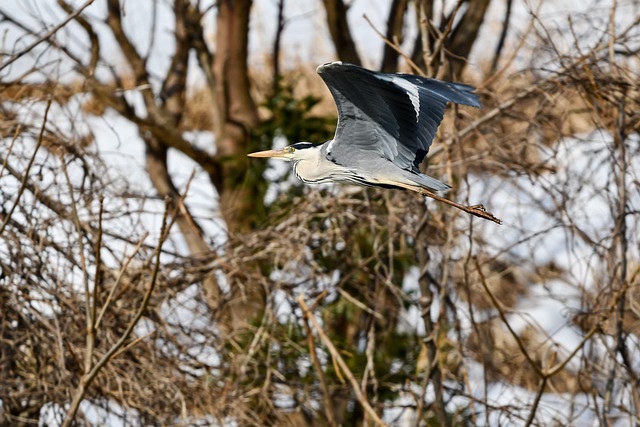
(490, 0), (513, 74)
(62, 197), (173, 427)
(0, 99), (51, 236)
(380, 0), (409, 72)
(321, 0), (361, 65)
(0, 0), (96, 72)
(298, 294), (388, 427)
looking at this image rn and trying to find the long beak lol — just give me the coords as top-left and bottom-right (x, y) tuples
(247, 149), (285, 158)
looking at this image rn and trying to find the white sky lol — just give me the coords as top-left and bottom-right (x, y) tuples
(3, 0), (638, 85)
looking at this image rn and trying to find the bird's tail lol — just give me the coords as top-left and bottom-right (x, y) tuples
(410, 173), (451, 193)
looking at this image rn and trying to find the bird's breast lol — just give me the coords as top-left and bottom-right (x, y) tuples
(294, 159), (334, 184)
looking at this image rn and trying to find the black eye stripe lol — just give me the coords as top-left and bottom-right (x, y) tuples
(290, 142), (315, 150)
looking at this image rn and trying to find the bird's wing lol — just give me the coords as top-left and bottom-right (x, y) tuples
(316, 61), (481, 172)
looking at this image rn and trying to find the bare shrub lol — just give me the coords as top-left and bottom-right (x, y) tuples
(1, 1), (640, 426)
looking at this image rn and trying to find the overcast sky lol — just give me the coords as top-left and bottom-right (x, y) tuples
(3, 0), (636, 86)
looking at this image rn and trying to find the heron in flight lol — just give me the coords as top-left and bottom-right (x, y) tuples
(249, 62), (500, 223)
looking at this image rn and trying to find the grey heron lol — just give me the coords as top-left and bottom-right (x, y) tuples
(249, 62), (501, 224)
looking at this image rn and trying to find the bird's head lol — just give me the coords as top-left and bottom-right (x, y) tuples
(247, 142), (318, 162)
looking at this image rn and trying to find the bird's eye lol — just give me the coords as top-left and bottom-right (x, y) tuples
(284, 146), (295, 153)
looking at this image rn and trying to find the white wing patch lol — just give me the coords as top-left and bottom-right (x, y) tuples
(317, 61), (343, 73)
(378, 75), (421, 122)
(326, 138), (336, 155)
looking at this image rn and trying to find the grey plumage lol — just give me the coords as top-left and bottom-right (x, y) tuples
(248, 61), (481, 193)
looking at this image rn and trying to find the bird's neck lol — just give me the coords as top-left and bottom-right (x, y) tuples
(293, 145), (331, 183)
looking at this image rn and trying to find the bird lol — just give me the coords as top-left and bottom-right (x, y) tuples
(248, 62), (501, 223)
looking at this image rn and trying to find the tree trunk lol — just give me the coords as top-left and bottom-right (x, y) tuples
(411, 0), (491, 78)
(213, 0), (261, 232)
(322, 0), (361, 65)
(490, 0), (513, 73)
(410, 0), (433, 72)
(380, 0), (410, 72)
(446, 0), (491, 78)
(211, 0), (265, 331)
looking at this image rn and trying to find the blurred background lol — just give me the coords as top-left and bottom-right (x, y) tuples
(1, 0), (639, 425)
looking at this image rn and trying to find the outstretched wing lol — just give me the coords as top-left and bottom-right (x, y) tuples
(317, 61), (481, 173)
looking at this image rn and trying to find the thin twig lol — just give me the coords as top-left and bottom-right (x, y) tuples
(362, 322), (378, 412)
(95, 232), (149, 330)
(302, 310), (337, 426)
(363, 13), (424, 76)
(415, 207), (450, 427)
(298, 294), (388, 427)
(489, 0), (513, 74)
(416, 0), (433, 76)
(0, 0), (96, 72)
(0, 100), (51, 236)
(474, 257), (543, 377)
(112, 329), (158, 359)
(60, 154), (94, 374)
(62, 198), (172, 427)
(480, 13), (535, 90)
(337, 288), (383, 319)
(0, 125), (21, 179)
(92, 195), (104, 340)
(429, 0), (464, 74)
(608, 0), (618, 70)
(524, 377), (548, 426)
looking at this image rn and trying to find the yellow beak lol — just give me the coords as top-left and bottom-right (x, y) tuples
(247, 149), (285, 158)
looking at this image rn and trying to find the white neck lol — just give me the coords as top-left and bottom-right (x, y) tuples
(293, 145), (335, 184)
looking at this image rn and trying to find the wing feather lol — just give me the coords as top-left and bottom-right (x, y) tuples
(317, 62), (481, 173)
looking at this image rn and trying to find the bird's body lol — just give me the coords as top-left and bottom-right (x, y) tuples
(289, 142), (442, 192)
(249, 61), (481, 193)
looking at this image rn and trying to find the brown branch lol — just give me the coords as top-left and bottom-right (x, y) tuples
(87, 80), (219, 174)
(272, 0), (286, 92)
(408, 0), (432, 71)
(430, 0), (464, 78)
(91, 195), (104, 337)
(0, 125), (20, 179)
(57, 0), (100, 74)
(445, 0), (490, 77)
(190, 6), (222, 138)
(105, 0), (183, 139)
(0, 0), (96, 72)
(474, 257), (544, 377)
(0, 99), (51, 236)
(61, 197), (173, 427)
(95, 232), (149, 330)
(297, 294), (388, 427)
(321, 0), (361, 65)
(60, 156), (94, 374)
(105, 0), (150, 93)
(489, 0), (513, 74)
(144, 138), (209, 256)
(160, 0), (189, 122)
(416, 0), (434, 76)
(524, 377), (548, 427)
(414, 211), (450, 427)
(363, 14), (424, 76)
(380, 0), (410, 72)
(302, 310), (337, 426)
